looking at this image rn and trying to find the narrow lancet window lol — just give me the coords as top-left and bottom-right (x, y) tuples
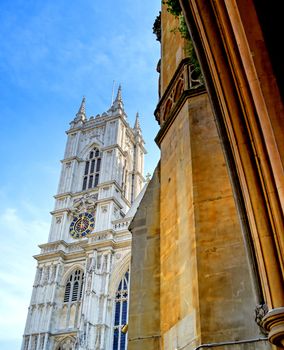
(112, 270), (129, 350)
(82, 147), (101, 190)
(63, 269), (84, 303)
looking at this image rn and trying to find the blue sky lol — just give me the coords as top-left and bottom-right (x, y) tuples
(0, 1), (160, 348)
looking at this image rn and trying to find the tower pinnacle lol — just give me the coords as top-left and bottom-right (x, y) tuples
(115, 84), (122, 102)
(134, 112), (141, 131)
(72, 96), (87, 125)
(77, 96), (86, 115)
(110, 85), (124, 115)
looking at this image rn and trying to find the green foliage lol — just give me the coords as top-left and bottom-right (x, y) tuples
(162, 0), (189, 39)
(153, 12), (161, 42)
(178, 14), (190, 40)
(162, 0), (182, 17)
(162, 0), (203, 82)
(186, 40), (201, 76)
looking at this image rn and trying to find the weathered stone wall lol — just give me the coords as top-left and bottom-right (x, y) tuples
(128, 165), (161, 350)
(159, 91), (269, 349)
(127, 2), (273, 350)
(179, 1), (284, 345)
(161, 3), (186, 96)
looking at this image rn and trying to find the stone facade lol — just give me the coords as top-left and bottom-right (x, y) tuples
(22, 87), (146, 350)
(179, 0), (284, 347)
(128, 165), (161, 350)
(127, 3), (272, 350)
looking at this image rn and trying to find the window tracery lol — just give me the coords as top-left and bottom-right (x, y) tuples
(82, 147), (102, 191)
(112, 270), (129, 350)
(63, 269), (84, 303)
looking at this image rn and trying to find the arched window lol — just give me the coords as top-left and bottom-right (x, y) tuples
(64, 269), (84, 303)
(112, 270), (129, 350)
(82, 147), (102, 191)
(56, 337), (76, 350)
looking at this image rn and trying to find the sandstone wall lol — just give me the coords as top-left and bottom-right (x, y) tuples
(128, 166), (161, 350)
(159, 91), (269, 350)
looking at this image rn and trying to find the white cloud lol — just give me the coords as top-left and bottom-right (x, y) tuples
(0, 207), (49, 342)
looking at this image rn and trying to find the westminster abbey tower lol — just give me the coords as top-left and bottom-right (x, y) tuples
(22, 87), (146, 350)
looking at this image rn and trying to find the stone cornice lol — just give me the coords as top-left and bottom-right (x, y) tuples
(85, 236), (131, 252)
(60, 156), (82, 163)
(155, 57), (190, 124)
(54, 192), (73, 200)
(155, 87), (206, 146)
(66, 112), (139, 139)
(102, 143), (126, 156)
(154, 57), (204, 128)
(51, 329), (78, 336)
(50, 208), (70, 216)
(38, 239), (69, 249)
(35, 230), (131, 262)
(34, 250), (85, 262)
(53, 182), (131, 210)
(96, 196), (124, 210)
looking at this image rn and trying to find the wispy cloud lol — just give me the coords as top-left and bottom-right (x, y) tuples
(0, 207), (49, 342)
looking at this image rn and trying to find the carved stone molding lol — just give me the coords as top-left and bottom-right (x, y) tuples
(70, 193), (98, 215)
(255, 303), (269, 335)
(262, 307), (284, 347)
(155, 58), (204, 126)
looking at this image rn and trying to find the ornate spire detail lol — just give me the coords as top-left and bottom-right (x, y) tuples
(109, 85), (125, 116)
(134, 112), (141, 130)
(115, 84), (122, 102)
(76, 96), (86, 120)
(71, 96), (87, 127)
(77, 96), (86, 115)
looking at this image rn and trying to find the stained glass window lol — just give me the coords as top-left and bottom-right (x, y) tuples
(112, 270), (129, 350)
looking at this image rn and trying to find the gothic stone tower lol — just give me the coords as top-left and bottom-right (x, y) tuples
(22, 87), (146, 350)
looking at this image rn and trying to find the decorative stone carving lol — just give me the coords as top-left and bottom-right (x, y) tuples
(68, 243), (83, 252)
(113, 206), (120, 219)
(71, 193), (98, 214)
(155, 58), (204, 126)
(101, 205), (108, 213)
(80, 126), (105, 144)
(255, 303), (269, 335)
(55, 336), (76, 350)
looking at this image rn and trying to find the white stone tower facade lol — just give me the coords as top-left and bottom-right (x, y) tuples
(22, 87), (146, 350)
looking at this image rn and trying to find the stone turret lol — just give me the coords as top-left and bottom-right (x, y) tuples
(71, 96), (87, 127)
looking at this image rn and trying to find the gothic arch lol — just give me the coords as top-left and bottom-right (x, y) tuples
(79, 142), (102, 160)
(55, 336), (76, 350)
(61, 264), (85, 286)
(108, 252), (131, 297)
(79, 144), (103, 191)
(59, 266), (85, 330)
(110, 259), (130, 350)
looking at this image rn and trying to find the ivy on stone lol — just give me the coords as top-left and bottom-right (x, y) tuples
(162, 0), (203, 83)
